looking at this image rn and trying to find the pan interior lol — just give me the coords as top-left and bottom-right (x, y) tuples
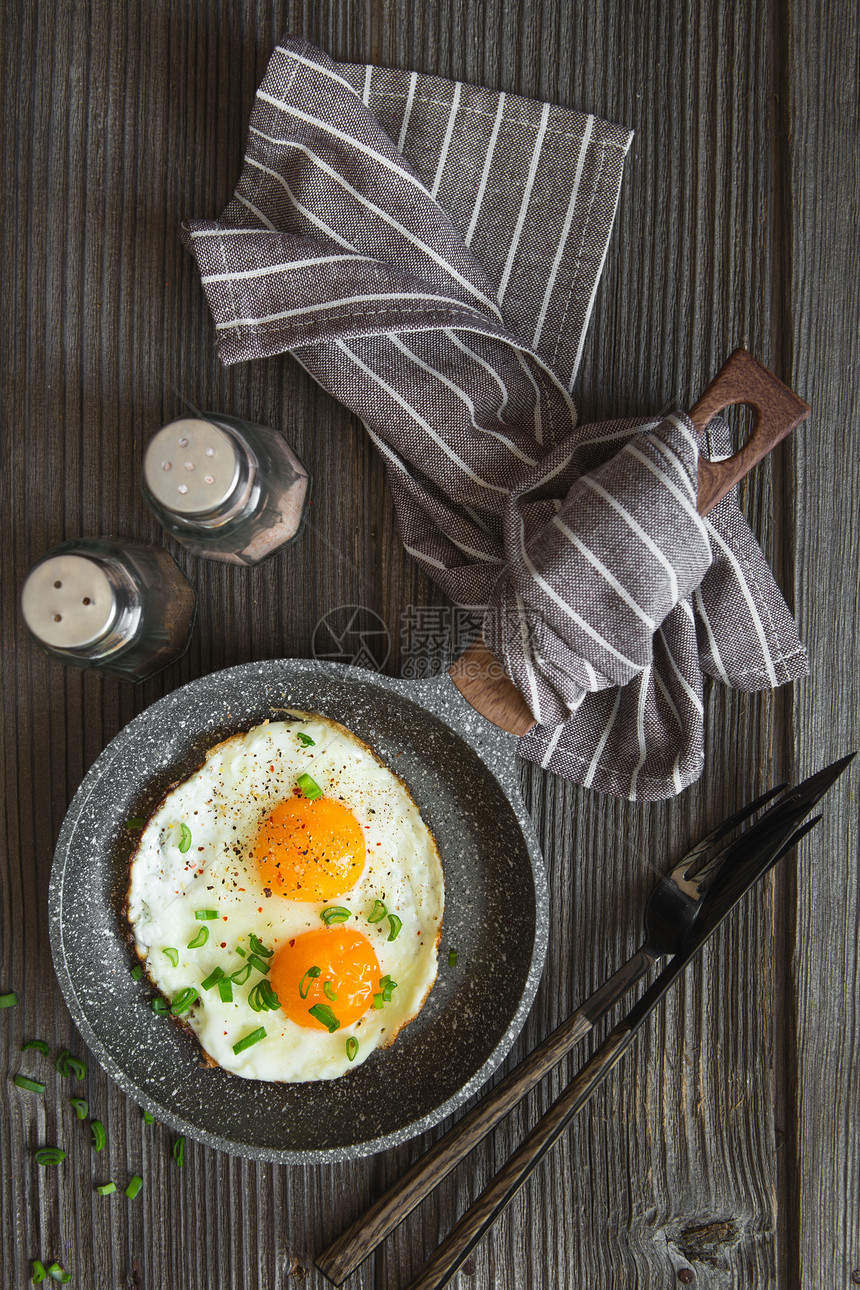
(51, 662), (542, 1159)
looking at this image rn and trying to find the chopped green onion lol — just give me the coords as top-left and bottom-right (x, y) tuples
(187, 927), (209, 949)
(14, 1074), (45, 1094)
(125, 1174), (143, 1199)
(170, 987), (198, 1016)
(46, 1263), (71, 1284)
(31, 1259), (47, 1284)
(96, 1181), (116, 1196)
(234, 946), (247, 957)
(173, 1135), (185, 1167)
(0, 992), (18, 1008)
(152, 998), (168, 1015)
(217, 978), (233, 1004)
(34, 1147), (66, 1166)
(143, 1111), (155, 1125)
(22, 1039), (50, 1055)
(367, 899), (387, 923)
(381, 980), (397, 1002)
(163, 948), (179, 968)
(70, 1097), (88, 1120)
(201, 966), (225, 990)
(323, 981), (338, 1002)
(297, 772), (323, 800)
(246, 953), (270, 975)
(387, 914), (402, 942)
(320, 906), (351, 926)
(231, 964), (252, 986)
(299, 965), (321, 999)
(126, 817), (145, 830)
(308, 1003), (340, 1032)
(297, 732), (315, 747)
(248, 980), (280, 1012)
(90, 1120), (106, 1151)
(130, 965), (144, 981)
(233, 1026), (266, 1054)
(57, 1052), (86, 1080)
(345, 1036), (358, 1062)
(372, 993), (384, 1009)
(448, 949), (458, 967)
(249, 933), (273, 958)
(178, 823), (192, 853)
(195, 909), (218, 920)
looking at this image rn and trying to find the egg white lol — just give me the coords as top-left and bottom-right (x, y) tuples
(125, 714), (444, 1081)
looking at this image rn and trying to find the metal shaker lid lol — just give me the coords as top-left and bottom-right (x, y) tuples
(21, 554), (118, 649)
(143, 418), (241, 515)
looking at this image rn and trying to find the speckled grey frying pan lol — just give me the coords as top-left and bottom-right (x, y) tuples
(50, 658), (548, 1163)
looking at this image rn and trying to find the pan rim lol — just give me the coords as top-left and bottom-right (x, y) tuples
(49, 658), (549, 1163)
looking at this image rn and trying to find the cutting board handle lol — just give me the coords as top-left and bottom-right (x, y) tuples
(692, 348), (810, 515)
(448, 349), (810, 736)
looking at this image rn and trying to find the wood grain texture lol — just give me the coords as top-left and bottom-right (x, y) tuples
(0, 1), (855, 1288)
(785, 0), (860, 1284)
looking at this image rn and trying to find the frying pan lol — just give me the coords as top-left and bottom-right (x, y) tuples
(50, 659), (548, 1162)
(49, 350), (808, 1162)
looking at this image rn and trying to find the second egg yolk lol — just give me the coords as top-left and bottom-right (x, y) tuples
(270, 927), (381, 1030)
(253, 796), (365, 902)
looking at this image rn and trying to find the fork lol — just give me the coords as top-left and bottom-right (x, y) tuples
(315, 782), (785, 1286)
(403, 754), (852, 1290)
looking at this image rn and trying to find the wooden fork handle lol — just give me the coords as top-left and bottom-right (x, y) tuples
(448, 349), (810, 735)
(692, 348), (810, 515)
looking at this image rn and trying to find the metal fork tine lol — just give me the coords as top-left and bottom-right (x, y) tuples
(764, 815), (821, 871)
(700, 757), (853, 927)
(674, 781), (788, 879)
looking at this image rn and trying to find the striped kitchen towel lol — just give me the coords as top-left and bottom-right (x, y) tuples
(183, 35), (808, 800)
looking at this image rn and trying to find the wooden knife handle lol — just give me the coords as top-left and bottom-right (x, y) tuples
(448, 349), (810, 735)
(692, 347), (810, 516)
(405, 1023), (637, 1290)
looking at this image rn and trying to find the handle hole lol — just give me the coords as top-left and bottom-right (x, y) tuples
(719, 402), (757, 458)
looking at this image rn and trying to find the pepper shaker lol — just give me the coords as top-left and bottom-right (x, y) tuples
(141, 413), (311, 565)
(20, 538), (196, 682)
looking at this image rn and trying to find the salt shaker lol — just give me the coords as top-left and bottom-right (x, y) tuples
(141, 413), (311, 565)
(20, 538), (196, 682)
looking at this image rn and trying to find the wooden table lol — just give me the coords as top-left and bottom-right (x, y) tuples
(3, 2), (857, 1286)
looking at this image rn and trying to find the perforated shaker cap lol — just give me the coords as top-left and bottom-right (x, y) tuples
(143, 418), (241, 515)
(21, 554), (118, 649)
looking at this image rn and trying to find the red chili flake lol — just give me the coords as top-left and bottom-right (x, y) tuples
(258, 907), (263, 913)
(222, 916), (228, 921)
(220, 943), (227, 949)
(269, 765), (275, 772)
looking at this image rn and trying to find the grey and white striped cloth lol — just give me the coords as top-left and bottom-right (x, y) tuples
(183, 35), (808, 800)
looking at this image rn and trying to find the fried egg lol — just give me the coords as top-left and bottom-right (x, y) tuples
(125, 714), (444, 1082)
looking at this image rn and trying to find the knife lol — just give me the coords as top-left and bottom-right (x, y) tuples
(404, 753), (854, 1290)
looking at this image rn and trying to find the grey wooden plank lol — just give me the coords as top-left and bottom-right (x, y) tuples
(368, 1), (787, 1287)
(786, 0), (860, 1284)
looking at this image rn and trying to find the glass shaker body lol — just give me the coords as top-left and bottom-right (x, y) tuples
(141, 414), (311, 566)
(20, 538), (196, 682)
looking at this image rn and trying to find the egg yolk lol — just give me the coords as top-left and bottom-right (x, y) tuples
(270, 927), (381, 1030)
(254, 796), (365, 901)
